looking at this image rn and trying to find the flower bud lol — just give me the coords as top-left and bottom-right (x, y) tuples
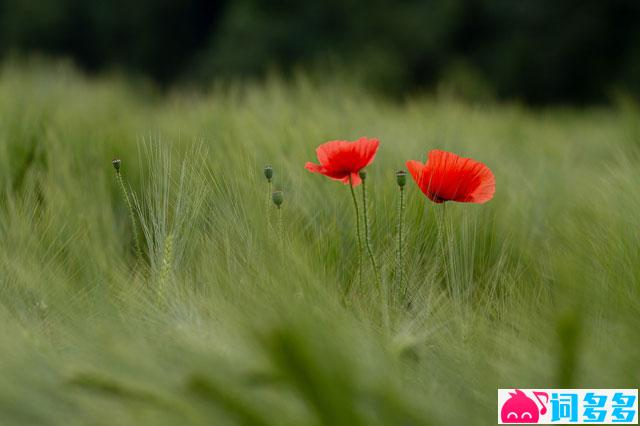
(264, 165), (273, 182)
(112, 158), (121, 171)
(272, 190), (284, 208)
(396, 170), (407, 187)
(358, 170), (367, 180)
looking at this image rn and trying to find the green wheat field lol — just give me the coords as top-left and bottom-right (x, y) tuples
(0, 63), (638, 426)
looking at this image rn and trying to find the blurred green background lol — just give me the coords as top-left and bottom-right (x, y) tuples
(1, 2), (640, 424)
(1, 0), (639, 103)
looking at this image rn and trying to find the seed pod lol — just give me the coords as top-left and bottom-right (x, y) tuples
(396, 170), (407, 188)
(112, 158), (121, 171)
(358, 170), (367, 180)
(264, 165), (273, 182)
(272, 190), (284, 208)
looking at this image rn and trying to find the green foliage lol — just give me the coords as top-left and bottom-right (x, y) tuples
(0, 63), (639, 425)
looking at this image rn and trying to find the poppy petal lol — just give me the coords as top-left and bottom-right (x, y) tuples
(306, 137), (379, 186)
(466, 164), (495, 203)
(339, 172), (362, 186)
(406, 160), (425, 188)
(316, 140), (349, 167)
(305, 162), (324, 174)
(406, 150), (495, 204)
(354, 137), (380, 170)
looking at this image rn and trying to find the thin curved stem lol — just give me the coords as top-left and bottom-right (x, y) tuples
(347, 175), (363, 292)
(277, 206), (284, 246)
(116, 170), (142, 261)
(396, 187), (405, 291)
(437, 203), (449, 288)
(361, 177), (381, 287)
(158, 232), (173, 300)
(266, 180), (272, 227)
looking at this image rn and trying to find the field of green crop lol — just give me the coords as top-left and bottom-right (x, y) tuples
(0, 62), (638, 425)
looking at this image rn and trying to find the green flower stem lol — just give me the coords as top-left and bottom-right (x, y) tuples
(277, 205), (284, 246)
(266, 180), (272, 225)
(271, 190), (284, 244)
(437, 203), (449, 286)
(361, 176), (381, 287)
(348, 175), (363, 291)
(116, 170), (142, 261)
(396, 185), (405, 291)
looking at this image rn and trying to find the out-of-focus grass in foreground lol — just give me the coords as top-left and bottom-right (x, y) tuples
(0, 62), (639, 426)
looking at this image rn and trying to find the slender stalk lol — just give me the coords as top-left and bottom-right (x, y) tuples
(396, 185), (405, 290)
(347, 175), (363, 291)
(116, 169), (142, 261)
(264, 165), (273, 228)
(158, 232), (174, 299)
(277, 206), (283, 246)
(272, 190), (284, 245)
(266, 180), (272, 222)
(437, 203), (449, 287)
(360, 174), (381, 287)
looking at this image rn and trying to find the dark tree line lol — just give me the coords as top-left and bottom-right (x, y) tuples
(1, 0), (638, 103)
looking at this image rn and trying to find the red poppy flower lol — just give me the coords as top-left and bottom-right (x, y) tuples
(305, 137), (380, 186)
(406, 149), (495, 204)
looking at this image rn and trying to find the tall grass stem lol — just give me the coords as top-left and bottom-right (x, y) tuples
(264, 165), (274, 228)
(266, 180), (272, 225)
(396, 186), (405, 292)
(277, 206), (283, 246)
(158, 232), (174, 299)
(437, 203), (449, 288)
(347, 175), (363, 292)
(361, 176), (381, 288)
(116, 170), (142, 261)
